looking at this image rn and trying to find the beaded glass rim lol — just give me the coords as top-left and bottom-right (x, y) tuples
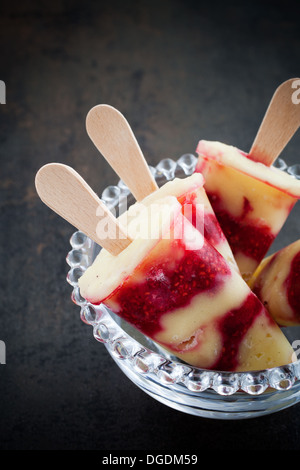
(66, 153), (300, 397)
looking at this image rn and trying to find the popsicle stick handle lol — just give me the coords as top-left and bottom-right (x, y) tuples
(86, 104), (158, 201)
(35, 163), (132, 255)
(249, 78), (300, 166)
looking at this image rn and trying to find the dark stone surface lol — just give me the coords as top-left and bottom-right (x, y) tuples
(1, 0), (300, 450)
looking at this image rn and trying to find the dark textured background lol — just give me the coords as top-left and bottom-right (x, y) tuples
(1, 0), (300, 450)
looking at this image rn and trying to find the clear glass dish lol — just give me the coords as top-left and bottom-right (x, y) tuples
(66, 153), (300, 420)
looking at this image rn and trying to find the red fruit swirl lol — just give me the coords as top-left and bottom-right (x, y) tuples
(104, 238), (231, 337)
(211, 292), (266, 371)
(206, 191), (275, 262)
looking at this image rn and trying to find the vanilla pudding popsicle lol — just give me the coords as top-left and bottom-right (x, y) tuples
(195, 140), (300, 280)
(79, 195), (294, 372)
(249, 240), (300, 327)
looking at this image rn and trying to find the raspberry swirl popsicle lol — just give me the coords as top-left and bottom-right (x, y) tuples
(79, 196), (293, 372)
(250, 240), (300, 327)
(195, 140), (300, 280)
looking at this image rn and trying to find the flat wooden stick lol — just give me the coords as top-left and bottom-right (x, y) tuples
(35, 163), (132, 255)
(86, 104), (158, 201)
(249, 78), (300, 166)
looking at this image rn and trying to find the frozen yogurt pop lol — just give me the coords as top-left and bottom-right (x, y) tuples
(249, 240), (300, 327)
(35, 161), (294, 372)
(79, 194), (294, 372)
(195, 140), (300, 280)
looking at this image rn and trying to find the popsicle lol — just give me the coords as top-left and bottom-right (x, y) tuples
(195, 79), (300, 281)
(249, 240), (300, 327)
(79, 193), (294, 372)
(35, 162), (294, 372)
(86, 104), (239, 272)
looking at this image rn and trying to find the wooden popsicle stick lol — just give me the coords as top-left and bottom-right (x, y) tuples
(249, 78), (300, 166)
(35, 163), (132, 255)
(86, 104), (158, 201)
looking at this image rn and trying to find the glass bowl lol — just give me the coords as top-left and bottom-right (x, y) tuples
(66, 154), (300, 420)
